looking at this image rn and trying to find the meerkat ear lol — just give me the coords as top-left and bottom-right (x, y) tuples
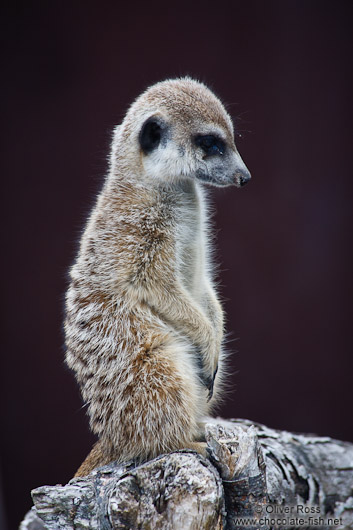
(139, 117), (164, 154)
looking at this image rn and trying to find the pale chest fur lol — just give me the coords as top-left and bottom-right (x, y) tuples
(173, 183), (209, 304)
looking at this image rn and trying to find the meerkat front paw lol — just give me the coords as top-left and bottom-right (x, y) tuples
(196, 354), (218, 401)
(202, 365), (218, 402)
(207, 365), (218, 401)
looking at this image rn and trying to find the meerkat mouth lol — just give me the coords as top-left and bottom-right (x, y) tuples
(196, 169), (243, 187)
(195, 169), (216, 184)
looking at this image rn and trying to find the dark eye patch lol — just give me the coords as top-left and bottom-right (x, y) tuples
(139, 118), (162, 154)
(194, 134), (226, 156)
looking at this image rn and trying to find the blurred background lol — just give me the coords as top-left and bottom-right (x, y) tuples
(1, 1), (352, 528)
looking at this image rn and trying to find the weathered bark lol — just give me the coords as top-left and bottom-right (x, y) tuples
(20, 418), (353, 530)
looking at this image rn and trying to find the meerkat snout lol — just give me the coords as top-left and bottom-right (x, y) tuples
(232, 150), (251, 187)
(191, 129), (250, 188)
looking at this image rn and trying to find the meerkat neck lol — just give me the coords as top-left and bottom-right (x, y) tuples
(106, 170), (206, 205)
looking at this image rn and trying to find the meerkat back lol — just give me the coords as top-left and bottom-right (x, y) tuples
(65, 77), (251, 476)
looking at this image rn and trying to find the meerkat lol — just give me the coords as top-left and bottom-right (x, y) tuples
(65, 77), (251, 476)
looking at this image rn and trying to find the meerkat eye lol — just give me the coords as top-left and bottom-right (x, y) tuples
(139, 118), (162, 154)
(194, 134), (226, 156)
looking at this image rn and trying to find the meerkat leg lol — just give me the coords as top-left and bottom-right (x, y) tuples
(202, 285), (224, 356)
(83, 332), (208, 470)
(152, 286), (219, 401)
(75, 440), (209, 478)
(130, 280), (219, 392)
(74, 440), (112, 477)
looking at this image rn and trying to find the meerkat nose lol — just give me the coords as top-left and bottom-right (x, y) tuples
(238, 168), (251, 187)
(233, 150), (251, 187)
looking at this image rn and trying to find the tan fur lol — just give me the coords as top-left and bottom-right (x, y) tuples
(65, 78), (250, 476)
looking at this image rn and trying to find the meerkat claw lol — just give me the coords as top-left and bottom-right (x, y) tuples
(204, 366), (218, 402)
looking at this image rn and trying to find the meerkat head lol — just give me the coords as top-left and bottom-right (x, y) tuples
(111, 77), (251, 188)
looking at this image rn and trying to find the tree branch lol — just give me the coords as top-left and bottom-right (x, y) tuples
(20, 418), (353, 530)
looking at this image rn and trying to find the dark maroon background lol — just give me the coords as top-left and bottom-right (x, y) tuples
(2, 1), (353, 528)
